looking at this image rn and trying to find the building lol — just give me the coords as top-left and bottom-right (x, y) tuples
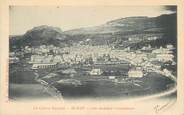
(53, 55), (64, 63)
(9, 57), (19, 64)
(147, 36), (158, 41)
(31, 63), (57, 69)
(128, 37), (140, 41)
(152, 47), (173, 54)
(166, 44), (174, 50)
(29, 55), (65, 64)
(156, 54), (174, 62)
(128, 69), (143, 78)
(89, 69), (103, 75)
(108, 76), (116, 80)
(29, 55), (45, 63)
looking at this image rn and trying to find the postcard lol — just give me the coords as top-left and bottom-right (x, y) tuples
(0, 0), (184, 115)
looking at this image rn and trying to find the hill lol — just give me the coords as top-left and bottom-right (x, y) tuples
(10, 25), (70, 51)
(10, 13), (177, 51)
(64, 13), (176, 47)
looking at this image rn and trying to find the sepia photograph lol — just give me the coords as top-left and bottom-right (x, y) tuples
(9, 6), (177, 101)
(1, 0), (184, 114)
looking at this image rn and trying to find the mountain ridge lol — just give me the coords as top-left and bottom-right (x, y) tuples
(10, 13), (177, 51)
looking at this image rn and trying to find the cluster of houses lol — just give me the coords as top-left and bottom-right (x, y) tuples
(127, 33), (163, 42)
(9, 43), (175, 79)
(9, 52), (20, 64)
(151, 45), (174, 62)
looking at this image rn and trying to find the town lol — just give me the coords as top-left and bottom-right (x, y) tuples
(9, 41), (177, 99)
(10, 41), (176, 79)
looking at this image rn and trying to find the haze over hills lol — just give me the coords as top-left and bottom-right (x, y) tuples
(10, 13), (177, 51)
(65, 13), (176, 34)
(65, 16), (154, 35)
(64, 13), (176, 47)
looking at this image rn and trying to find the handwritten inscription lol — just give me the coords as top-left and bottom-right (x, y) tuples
(153, 101), (171, 113)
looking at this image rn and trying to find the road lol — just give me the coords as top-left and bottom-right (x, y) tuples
(34, 71), (63, 100)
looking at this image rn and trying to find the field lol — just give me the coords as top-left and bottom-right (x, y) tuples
(9, 84), (51, 100)
(9, 63), (176, 100)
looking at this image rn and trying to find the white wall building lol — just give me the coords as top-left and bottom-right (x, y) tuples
(89, 69), (103, 75)
(31, 63), (57, 69)
(156, 54), (174, 62)
(128, 69), (143, 78)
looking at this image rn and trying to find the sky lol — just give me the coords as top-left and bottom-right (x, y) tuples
(10, 6), (176, 35)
